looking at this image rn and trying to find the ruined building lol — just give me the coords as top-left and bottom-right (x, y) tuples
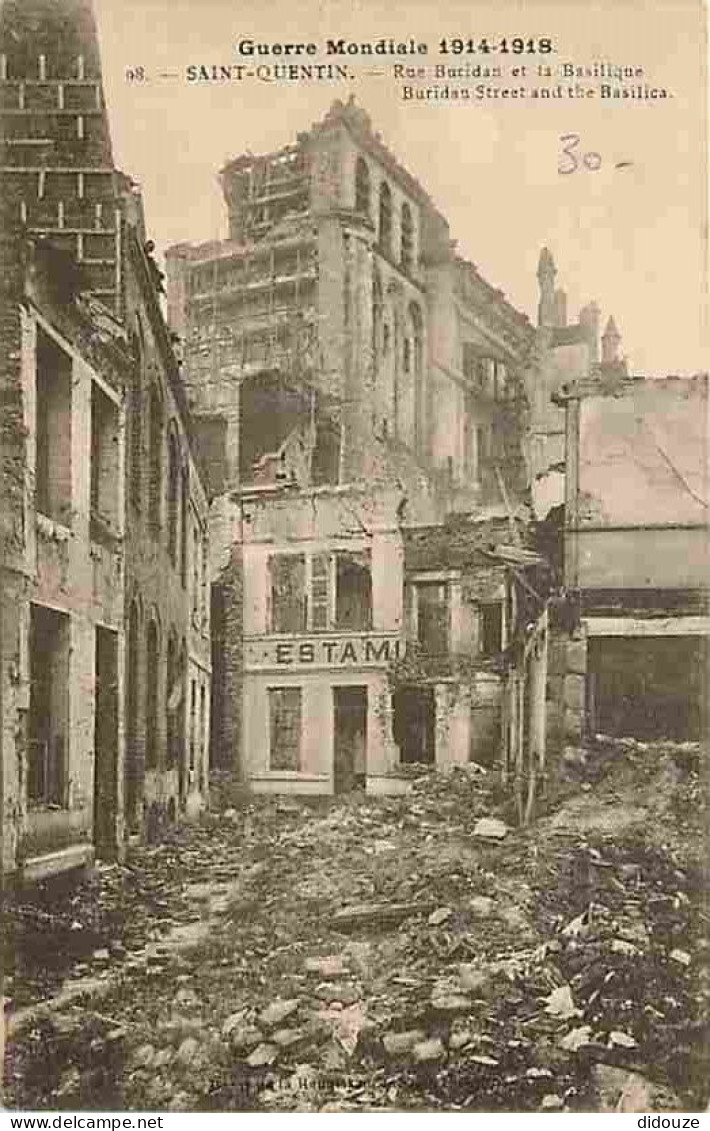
(166, 99), (554, 794)
(556, 372), (707, 743)
(0, 0), (211, 881)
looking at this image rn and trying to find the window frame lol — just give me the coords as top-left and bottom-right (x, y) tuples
(268, 686), (303, 771)
(268, 548), (373, 634)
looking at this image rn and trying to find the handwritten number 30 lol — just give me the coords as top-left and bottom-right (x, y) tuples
(559, 133), (602, 174)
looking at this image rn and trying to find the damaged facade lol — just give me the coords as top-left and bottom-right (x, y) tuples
(557, 372), (708, 744)
(166, 99), (553, 794)
(0, 0), (211, 880)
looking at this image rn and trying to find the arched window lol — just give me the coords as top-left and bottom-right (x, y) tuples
(355, 156), (371, 216)
(378, 182), (392, 255)
(400, 203), (414, 273)
(145, 618), (159, 770)
(167, 429), (180, 566)
(148, 385), (163, 533)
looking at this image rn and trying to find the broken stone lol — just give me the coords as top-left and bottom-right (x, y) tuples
(413, 1037), (445, 1063)
(153, 1048), (173, 1069)
(611, 939), (639, 957)
(331, 901), (423, 930)
(428, 906), (453, 927)
(184, 882), (214, 902)
(430, 992), (472, 1014)
(313, 982), (360, 1006)
(471, 1055), (499, 1066)
(176, 1036), (200, 1066)
(271, 1027), (305, 1048)
(132, 1043), (156, 1069)
(259, 999), (299, 1029)
(543, 984), (580, 1019)
(226, 1024), (263, 1052)
(472, 817), (508, 840)
(540, 1094), (564, 1111)
(499, 906), (530, 932)
(221, 1008), (249, 1037)
(92, 948), (110, 963)
(561, 909), (590, 938)
(608, 1030), (637, 1049)
(559, 1025), (593, 1052)
(304, 955), (349, 979)
(174, 987), (200, 1009)
(669, 948), (691, 966)
(592, 1065), (681, 1113)
(246, 1042), (278, 1068)
(469, 895), (495, 917)
(383, 1029), (426, 1057)
(448, 1029), (473, 1051)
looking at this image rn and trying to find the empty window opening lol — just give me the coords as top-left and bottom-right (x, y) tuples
(35, 327), (72, 523)
(129, 327), (143, 510)
(148, 386), (163, 532)
(90, 381), (120, 534)
(355, 156), (371, 216)
(180, 470), (189, 587)
(94, 625), (119, 857)
(393, 686), (435, 764)
(378, 181), (392, 254)
(335, 551), (372, 630)
(270, 554), (307, 632)
(400, 202), (413, 272)
(145, 620), (159, 770)
(167, 432), (180, 566)
(417, 582), (449, 654)
(199, 683), (207, 792)
(166, 634), (184, 769)
(125, 601), (142, 831)
(269, 687), (302, 771)
(28, 604), (70, 806)
(189, 678), (197, 770)
(480, 602), (503, 656)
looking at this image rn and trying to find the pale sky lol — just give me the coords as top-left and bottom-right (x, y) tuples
(95, 0), (707, 376)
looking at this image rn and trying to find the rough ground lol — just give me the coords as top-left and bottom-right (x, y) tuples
(3, 738), (708, 1113)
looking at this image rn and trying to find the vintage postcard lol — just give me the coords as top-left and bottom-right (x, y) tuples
(1, 0), (707, 1117)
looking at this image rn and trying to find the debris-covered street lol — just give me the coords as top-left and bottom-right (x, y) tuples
(4, 737), (707, 1113)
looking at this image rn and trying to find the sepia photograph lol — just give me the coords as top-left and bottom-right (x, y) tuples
(0, 0), (707, 1116)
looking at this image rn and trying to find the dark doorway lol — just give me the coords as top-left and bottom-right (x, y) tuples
(124, 602), (142, 833)
(393, 686), (436, 764)
(333, 686), (368, 793)
(94, 626), (119, 858)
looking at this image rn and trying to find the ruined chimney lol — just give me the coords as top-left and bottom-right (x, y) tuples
(536, 247), (557, 327)
(553, 288), (567, 328)
(579, 301), (601, 364)
(601, 315), (621, 367)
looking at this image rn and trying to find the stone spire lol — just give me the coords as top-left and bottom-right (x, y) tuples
(601, 315), (621, 366)
(537, 247), (557, 327)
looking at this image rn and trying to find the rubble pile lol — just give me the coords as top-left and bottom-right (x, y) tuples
(4, 742), (707, 1112)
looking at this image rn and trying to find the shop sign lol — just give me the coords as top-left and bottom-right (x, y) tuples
(245, 633), (404, 670)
